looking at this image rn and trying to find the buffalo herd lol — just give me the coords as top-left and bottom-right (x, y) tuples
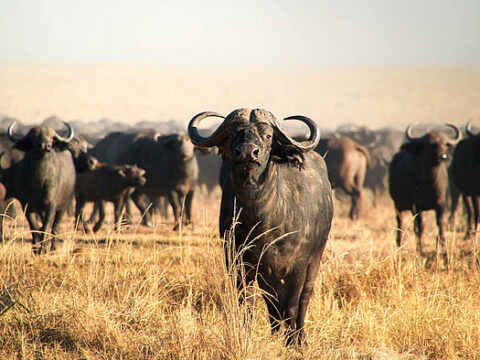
(1, 110), (480, 344)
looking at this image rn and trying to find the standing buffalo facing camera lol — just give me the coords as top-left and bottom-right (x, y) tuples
(188, 108), (333, 346)
(0, 122), (76, 254)
(389, 123), (460, 267)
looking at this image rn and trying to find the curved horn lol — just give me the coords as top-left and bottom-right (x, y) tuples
(466, 120), (475, 138)
(0, 152), (6, 171)
(445, 123), (461, 145)
(405, 123), (421, 142)
(54, 121), (74, 143)
(187, 111), (226, 148)
(274, 115), (320, 152)
(7, 122), (22, 143)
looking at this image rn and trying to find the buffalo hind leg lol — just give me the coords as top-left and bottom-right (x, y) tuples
(472, 196), (480, 237)
(448, 185), (461, 230)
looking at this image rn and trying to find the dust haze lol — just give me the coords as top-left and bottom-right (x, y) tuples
(1, 64), (479, 130)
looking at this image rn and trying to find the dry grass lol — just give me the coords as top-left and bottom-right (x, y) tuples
(1, 190), (479, 360)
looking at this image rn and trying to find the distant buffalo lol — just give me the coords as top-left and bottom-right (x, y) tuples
(188, 108), (333, 345)
(315, 136), (370, 219)
(91, 131), (199, 229)
(389, 123), (460, 267)
(0, 122), (76, 254)
(75, 164), (146, 232)
(448, 121), (480, 238)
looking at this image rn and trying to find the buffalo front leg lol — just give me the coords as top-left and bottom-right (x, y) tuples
(435, 206), (448, 269)
(463, 195), (475, 239)
(75, 198), (88, 232)
(184, 190), (194, 226)
(38, 204), (56, 254)
(283, 267), (312, 346)
(167, 192), (182, 230)
(395, 209), (407, 249)
(93, 200), (106, 233)
(131, 190), (153, 227)
(257, 272), (285, 336)
(295, 252), (324, 345)
(113, 196), (126, 232)
(50, 209), (67, 251)
(413, 212), (425, 257)
(26, 210), (42, 255)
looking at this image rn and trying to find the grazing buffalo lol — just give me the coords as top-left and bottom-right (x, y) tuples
(389, 123), (460, 267)
(188, 108), (333, 346)
(448, 121), (480, 238)
(75, 164), (146, 232)
(1, 122), (76, 254)
(315, 136), (370, 219)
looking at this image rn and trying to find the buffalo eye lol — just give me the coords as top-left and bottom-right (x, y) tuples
(264, 134), (272, 140)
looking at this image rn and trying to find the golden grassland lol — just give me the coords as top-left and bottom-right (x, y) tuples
(1, 191), (479, 360)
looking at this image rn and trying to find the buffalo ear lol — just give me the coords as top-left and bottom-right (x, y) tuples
(53, 139), (70, 151)
(13, 137), (32, 152)
(400, 141), (423, 154)
(271, 144), (305, 168)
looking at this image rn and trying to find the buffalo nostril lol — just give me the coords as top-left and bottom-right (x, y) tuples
(235, 144), (259, 161)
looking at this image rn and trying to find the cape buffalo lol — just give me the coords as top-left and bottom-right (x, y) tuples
(126, 134), (198, 230)
(188, 108), (333, 346)
(2, 122), (76, 254)
(75, 164), (146, 232)
(389, 123), (460, 267)
(315, 136), (370, 219)
(90, 130), (198, 229)
(448, 121), (480, 238)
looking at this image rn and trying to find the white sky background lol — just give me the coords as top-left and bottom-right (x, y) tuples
(1, 0), (480, 65)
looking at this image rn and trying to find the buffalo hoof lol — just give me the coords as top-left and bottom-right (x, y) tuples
(173, 220), (193, 231)
(32, 243), (43, 256)
(438, 252), (449, 271)
(142, 220), (153, 228)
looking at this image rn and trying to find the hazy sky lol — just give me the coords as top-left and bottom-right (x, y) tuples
(1, 0), (479, 65)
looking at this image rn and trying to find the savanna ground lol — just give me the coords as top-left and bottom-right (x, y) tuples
(1, 188), (479, 360)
